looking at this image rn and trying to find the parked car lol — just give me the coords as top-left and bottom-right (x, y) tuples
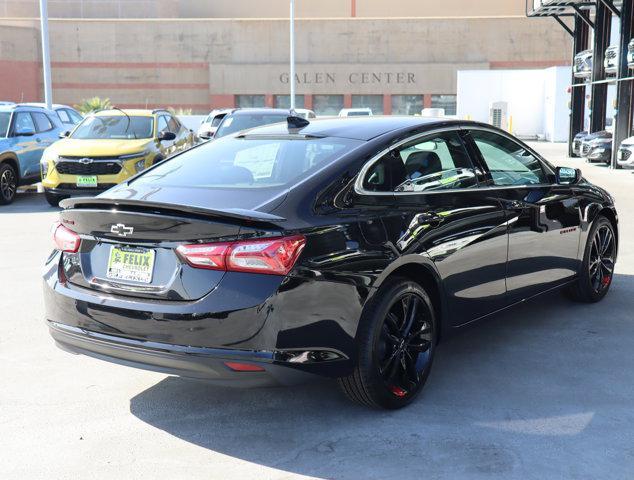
(197, 108), (234, 140)
(604, 45), (619, 76)
(40, 108), (196, 206)
(617, 135), (634, 168)
(44, 116), (618, 409)
(0, 103), (65, 204)
(628, 38), (634, 69)
(22, 103), (83, 127)
(339, 108), (373, 117)
(214, 108), (290, 139)
(572, 130), (589, 157)
(294, 108), (317, 120)
(574, 49), (593, 79)
(581, 130), (612, 165)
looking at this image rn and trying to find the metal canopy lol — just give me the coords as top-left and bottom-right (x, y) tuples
(527, 1), (595, 17)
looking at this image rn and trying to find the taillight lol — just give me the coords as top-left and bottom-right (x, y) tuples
(52, 222), (81, 253)
(177, 235), (305, 276)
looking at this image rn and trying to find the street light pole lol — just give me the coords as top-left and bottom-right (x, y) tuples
(289, 0), (296, 111)
(39, 0), (53, 109)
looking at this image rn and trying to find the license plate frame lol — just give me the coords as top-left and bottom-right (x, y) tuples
(76, 175), (98, 188)
(106, 245), (156, 284)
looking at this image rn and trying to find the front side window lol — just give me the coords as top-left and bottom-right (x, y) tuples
(32, 112), (54, 132)
(13, 112), (35, 135)
(71, 115), (154, 139)
(158, 116), (170, 134)
(167, 115), (181, 133)
(67, 109), (83, 123)
(131, 136), (362, 190)
(470, 130), (547, 186)
(363, 131), (478, 193)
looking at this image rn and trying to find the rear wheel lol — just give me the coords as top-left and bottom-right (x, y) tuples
(0, 162), (17, 205)
(338, 277), (437, 409)
(44, 190), (68, 208)
(567, 215), (616, 303)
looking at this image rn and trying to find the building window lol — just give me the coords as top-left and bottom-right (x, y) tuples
(236, 95), (265, 108)
(313, 95), (344, 115)
(431, 95), (457, 115)
(392, 95), (423, 115)
(274, 95), (305, 109)
(352, 95), (383, 115)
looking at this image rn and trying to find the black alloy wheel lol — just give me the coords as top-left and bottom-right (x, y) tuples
(0, 163), (17, 205)
(568, 215), (616, 302)
(338, 278), (436, 409)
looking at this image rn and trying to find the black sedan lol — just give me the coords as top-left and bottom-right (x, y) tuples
(44, 117), (618, 409)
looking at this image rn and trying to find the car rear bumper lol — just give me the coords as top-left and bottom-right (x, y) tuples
(48, 320), (318, 387)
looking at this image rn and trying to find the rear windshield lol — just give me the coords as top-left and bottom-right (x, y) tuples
(0, 112), (10, 138)
(215, 114), (288, 138)
(71, 115), (154, 139)
(133, 136), (363, 189)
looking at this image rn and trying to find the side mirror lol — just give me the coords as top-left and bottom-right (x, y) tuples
(158, 131), (176, 141)
(59, 130), (70, 139)
(556, 166), (581, 185)
(15, 127), (35, 137)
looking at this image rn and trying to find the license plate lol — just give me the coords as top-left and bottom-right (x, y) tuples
(76, 175), (98, 187)
(106, 246), (155, 284)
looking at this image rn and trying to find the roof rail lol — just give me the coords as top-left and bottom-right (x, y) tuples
(14, 103), (48, 110)
(151, 108), (170, 114)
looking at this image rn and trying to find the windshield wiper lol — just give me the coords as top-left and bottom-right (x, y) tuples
(111, 107), (136, 139)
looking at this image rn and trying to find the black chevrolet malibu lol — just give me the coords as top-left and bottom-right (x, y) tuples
(44, 117), (618, 409)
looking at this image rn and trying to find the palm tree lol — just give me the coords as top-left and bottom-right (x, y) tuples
(74, 97), (112, 114)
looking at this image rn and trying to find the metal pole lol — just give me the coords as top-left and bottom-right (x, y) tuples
(589, 1), (611, 133)
(569, 12), (590, 157)
(289, 0), (296, 111)
(39, 0), (53, 109)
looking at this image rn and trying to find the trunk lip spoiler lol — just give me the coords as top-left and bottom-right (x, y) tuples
(59, 197), (287, 223)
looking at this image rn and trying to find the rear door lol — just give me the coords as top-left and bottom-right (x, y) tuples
(357, 128), (509, 325)
(467, 128), (582, 302)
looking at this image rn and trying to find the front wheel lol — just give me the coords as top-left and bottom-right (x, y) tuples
(567, 215), (616, 303)
(0, 162), (18, 205)
(338, 278), (437, 409)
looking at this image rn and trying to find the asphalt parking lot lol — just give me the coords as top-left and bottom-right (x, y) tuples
(2, 142), (634, 480)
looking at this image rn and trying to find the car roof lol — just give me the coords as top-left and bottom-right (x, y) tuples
(228, 108), (290, 116)
(20, 102), (76, 110)
(0, 103), (54, 113)
(93, 109), (155, 117)
(245, 116), (464, 141)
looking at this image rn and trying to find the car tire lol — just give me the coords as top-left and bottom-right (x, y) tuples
(338, 277), (437, 409)
(44, 190), (68, 208)
(567, 215), (616, 303)
(0, 162), (18, 205)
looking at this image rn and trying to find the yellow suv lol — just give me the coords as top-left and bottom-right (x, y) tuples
(41, 109), (195, 206)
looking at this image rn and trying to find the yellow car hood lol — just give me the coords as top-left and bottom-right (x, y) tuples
(49, 138), (152, 157)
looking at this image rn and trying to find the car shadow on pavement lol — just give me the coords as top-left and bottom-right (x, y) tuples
(130, 274), (634, 479)
(0, 192), (58, 214)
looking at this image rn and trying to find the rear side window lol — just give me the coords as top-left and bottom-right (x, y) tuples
(470, 130), (547, 186)
(67, 109), (82, 123)
(363, 131), (478, 192)
(13, 112), (35, 134)
(133, 136), (362, 189)
(32, 112), (54, 132)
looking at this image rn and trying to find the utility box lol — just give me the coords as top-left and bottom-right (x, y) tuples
(489, 101), (508, 130)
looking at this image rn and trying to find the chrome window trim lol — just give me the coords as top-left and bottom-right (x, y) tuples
(354, 124), (557, 197)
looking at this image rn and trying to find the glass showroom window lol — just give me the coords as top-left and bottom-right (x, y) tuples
(431, 95), (457, 115)
(236, 95), (266, 108)
(352, 95), (383, 115)
(274, 95), (305, 109)
(313, 95), (344, 115)
(392, 95), (423, 115)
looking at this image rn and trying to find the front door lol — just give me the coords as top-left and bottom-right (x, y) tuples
(467, 128), (582, 302)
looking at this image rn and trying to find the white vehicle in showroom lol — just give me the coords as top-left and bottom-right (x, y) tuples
(617, 136), (634, 168)
(197, 108), (234, 140)
(339, 108), (373, 117)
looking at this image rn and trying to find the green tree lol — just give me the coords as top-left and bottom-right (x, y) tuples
(74, 97), (112, 114)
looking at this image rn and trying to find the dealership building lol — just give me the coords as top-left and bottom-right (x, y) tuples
(0, 0), (572, 115)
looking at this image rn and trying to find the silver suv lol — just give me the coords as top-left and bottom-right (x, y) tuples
(574, 49), (593, 79)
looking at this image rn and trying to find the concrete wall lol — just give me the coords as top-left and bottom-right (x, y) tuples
(0, 15), (571, 112)
(0, 0), (528, 19)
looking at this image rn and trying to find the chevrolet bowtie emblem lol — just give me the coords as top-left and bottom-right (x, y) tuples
(110, 223), (134, 237)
